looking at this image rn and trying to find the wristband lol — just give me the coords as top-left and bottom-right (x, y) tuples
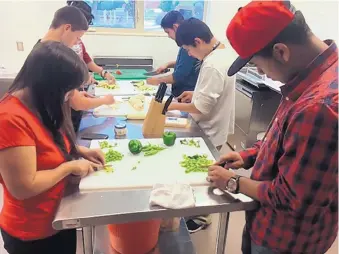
(101, 70), (108, 78)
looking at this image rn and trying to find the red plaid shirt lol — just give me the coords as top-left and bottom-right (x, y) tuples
(240, 40), (338, 253)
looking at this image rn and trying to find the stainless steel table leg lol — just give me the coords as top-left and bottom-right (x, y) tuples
(83, 226), (94, 254)
(215, 213), (230, 254)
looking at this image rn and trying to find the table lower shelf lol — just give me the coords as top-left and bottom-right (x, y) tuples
(93, 218), (196, 254)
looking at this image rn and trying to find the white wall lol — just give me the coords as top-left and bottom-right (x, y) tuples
(294, 1), (338, 41)
(0, 0), (338, 72)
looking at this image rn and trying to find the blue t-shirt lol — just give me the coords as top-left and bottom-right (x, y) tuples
(171, 47), (200, 97)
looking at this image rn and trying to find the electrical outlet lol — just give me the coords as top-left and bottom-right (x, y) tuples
(16, 41), (24, 51)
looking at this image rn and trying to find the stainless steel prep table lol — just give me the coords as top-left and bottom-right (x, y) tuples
(53, 113), (258, 254)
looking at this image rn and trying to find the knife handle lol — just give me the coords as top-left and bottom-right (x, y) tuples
(155, 83), (165, 102)
(158, 83), (167, 101)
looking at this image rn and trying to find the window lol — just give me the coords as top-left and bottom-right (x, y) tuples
(85, 0), (206, 34)
(86, 1), (136, 29)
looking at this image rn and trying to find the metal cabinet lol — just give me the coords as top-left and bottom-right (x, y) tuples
(94, 56), (153, 71)
(227, 79), (281, 151)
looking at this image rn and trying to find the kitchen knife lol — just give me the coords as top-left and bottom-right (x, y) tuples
(154, 84), (163, 102)
(159, 83), (167, 101)
(144, 68), (170, 76)
(155, 83), (167, 102)
(162, 95), (174, 115)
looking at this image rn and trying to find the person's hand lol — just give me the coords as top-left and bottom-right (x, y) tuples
(177, 91), (193, 103)
(79, 147), (105, 165)
(156, 64), (168, 74)
(102, 94), (115, 105)
(207, 166), (236, 189)
(147, 77), (160, 86)
(66, 159), (102, 178)
(215, 152), (245, 169)
(104, 72), (116, 84)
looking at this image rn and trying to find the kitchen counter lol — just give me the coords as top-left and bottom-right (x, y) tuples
(236, 71), (282, 94)
(53, 103), (258, 254)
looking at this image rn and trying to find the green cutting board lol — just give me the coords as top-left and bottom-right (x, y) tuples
(94, 69), (147, 80)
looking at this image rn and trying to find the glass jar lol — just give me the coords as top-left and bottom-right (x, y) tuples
(114, 122), (127, 137)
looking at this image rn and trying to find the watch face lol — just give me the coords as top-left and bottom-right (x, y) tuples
(227, 178), (237, 192)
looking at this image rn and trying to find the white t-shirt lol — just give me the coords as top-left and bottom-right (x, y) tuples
(191, 48), (235, 147)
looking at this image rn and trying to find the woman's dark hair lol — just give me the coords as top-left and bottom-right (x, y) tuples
(256, 10), (312, 58)
(8, 41), (88, 160)
(67, 1), (94, 25)
(161, 10), (184, 29)
(50, 6), (89, 31)
(176, 18), (213, 47)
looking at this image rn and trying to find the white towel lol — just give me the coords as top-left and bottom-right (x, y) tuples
(149, 183), (196, 209)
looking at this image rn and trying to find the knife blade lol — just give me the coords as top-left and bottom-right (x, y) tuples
(144, 68), (170, 76)
(158, 83), (167, 101)
(162, 95), (174, 115)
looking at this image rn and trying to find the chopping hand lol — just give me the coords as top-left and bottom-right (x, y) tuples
(177, 91), (193, 103)
(206, 161), (232, 183)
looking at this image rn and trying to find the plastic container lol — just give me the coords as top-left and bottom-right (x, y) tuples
(107, 219), (161, 254)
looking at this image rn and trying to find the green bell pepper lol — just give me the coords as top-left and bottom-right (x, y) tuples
(163, 132), (177, 146)
(128, 140), (142, 154)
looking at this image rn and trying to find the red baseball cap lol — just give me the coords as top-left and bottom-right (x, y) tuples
(226, 1), (295, 76)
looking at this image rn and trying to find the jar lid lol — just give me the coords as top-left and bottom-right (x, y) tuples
(115, 122), (126, 129)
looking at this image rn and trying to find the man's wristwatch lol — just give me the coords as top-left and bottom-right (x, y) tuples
(101, 70), (108, 78)
(225, 175), (242, 194)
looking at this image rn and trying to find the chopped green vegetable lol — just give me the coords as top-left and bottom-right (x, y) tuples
(180, 138), (200, 148)
(128, 140), (143, 154)
(105, 149), (124, 163)
(180, 154), (214, 173)
(132, 166), (137, 170)
(163, 131), (177, 146)
(133, 81), (154, 91)
(97, 82), (119, 90)
(128, 140), (166, 157)
(144, 150), (159, 156)
(141, 143), (166, 156)
(99, 141), (117, 149)
(104, 165), (114, 173)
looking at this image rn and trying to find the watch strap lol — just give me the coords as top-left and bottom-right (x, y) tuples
(234, 175), (242, 194)
(101, 70), (108, 78)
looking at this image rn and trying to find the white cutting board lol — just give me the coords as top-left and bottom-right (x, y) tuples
(93, 96), (152, 117)
(79, 137), (215, 191)
(95, 80), (157, 96)
(92, 96), (182, 120)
